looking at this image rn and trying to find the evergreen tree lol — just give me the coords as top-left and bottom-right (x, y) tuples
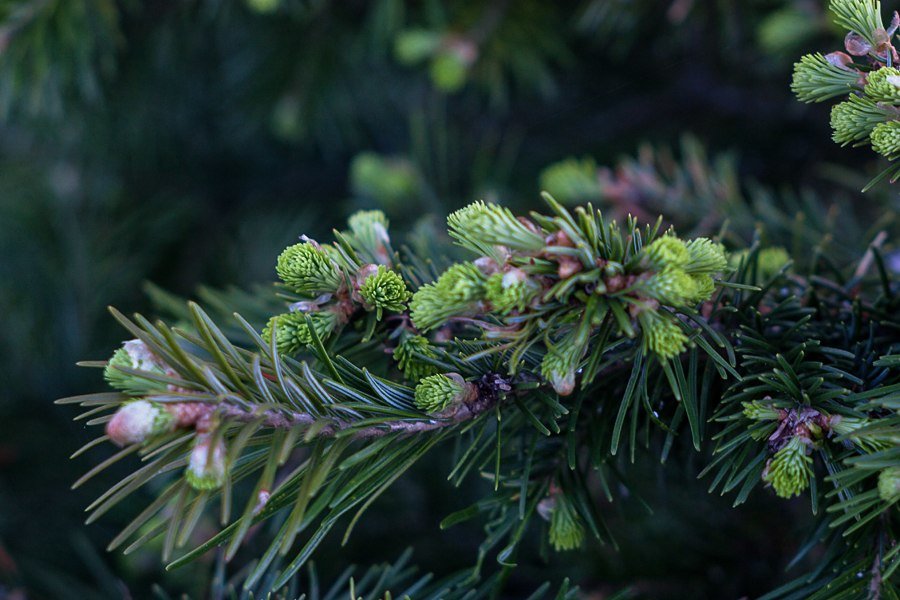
(1, 0), (899, 598)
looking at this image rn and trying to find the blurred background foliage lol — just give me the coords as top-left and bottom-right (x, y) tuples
(0, 0), (897, 597)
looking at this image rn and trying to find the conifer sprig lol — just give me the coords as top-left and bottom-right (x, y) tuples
(63, 197), (899, 598)
(793, 0), (900, 188)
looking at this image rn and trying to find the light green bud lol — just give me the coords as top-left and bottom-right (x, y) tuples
(349, 155), (419, 209)
(409, 262), (487, 331)
(865, 66), (900, 103)
(393, 335), (440, 382)
(358, 265), (411, 319)
(430, 51), (468, 92)
(394, 29), (441, 65)
(763, 436), (813, 499)
(643, 267), (698, 306)
(871, 120), (900, 158)
(414, 373), (469, 413)
(484, 269), (540, 314)
(640, 312), (689, 360)
(262, 310), (339, 355)
(877, 467), (900, 503)
(791, 53), (860, 103)
(685, 238), (728, 275)
(830, 95), (892, 146)
(548, 495), (585, 552)
(185, 435), (226, 491)
(104, 340), (169, 395)
(541, 344), (580, 396)
(742, 401), (783, 421)
(447, 201), (545, 254)
(689, 274), (716, 303)
(276, 242), (342, 296)
(643, 236), (690, 270)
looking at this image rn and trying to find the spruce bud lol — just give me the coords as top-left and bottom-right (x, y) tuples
(639, 312), (689, 360)
(791, 52), (861, 103)
(484, 269), (540, 314)
(541, 344), (581, 396)
(276, 242), (342, 296)
(643, 236), (690, 270)
(762, 436), (813, 499)
(347, 209), (394, 265)
(447, 201), (545, 254)
(830, 96), (892, 146)
(548, 494), (585, 552)
(684, 238), (728, 275)
(104, 340), (169, 395)
(409, 262), (487, 331)
(414, 373), (474, 413)
(358, 265), (411, 319)
(870, 120), (900, 158)
(106, 400), (175, 447)
(643, 267), (698, 306)
(865, 66), (900, 103)
(185, 434), (227, 491)
(742, 401), (783, 421)
(263, 310), (339, 355)
(393, 335), (439, 382)
(877, 467), (900, 503)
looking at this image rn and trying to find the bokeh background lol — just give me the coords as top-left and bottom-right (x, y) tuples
(0, 0), (894, 598)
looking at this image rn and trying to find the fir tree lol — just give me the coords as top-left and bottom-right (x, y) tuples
(1, 0), (897, 597)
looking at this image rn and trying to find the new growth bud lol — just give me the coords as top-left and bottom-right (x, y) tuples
(484, 269), (540, 314)
(263, 309), (339, 355)
(394, 29), (441, 64)
(548, 494), (585, 552)
(349, 155), (419, 209)
(414, 373), (473, 414)
(792, 52), (861, 103)
(541, 344), (582, 396)
(104, 339), (169, 395)
(276, 242), (343, 296)
(409, 262), (487, 331)
(830, 96), (893, 145)
(357, 265), (411, 319)
(185, 434), (227, 491)
(865, 66), (900, 103)
(347, 209), (394, 265)
(871, 120), (900, 158)
(730, 247), (791, 282)
(643, 267), (698, 306)
(393, 335), (440, 382)
(828, 414), (890, 452)
(639, 313), (689, 361)
(763, 436), (813, 499)
(878, 467), (900, 503)
(106, 400), (175, 447)
(742, 401), (783, 421)
(685, 238), (728, 275)
(447, 201), (545, 253)
(643, 236), (689, 270)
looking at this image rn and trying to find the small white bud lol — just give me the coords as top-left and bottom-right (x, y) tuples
(106, 400), (174, 446)
(185, 435), (227, 491)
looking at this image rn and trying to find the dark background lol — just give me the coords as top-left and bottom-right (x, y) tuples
(0, 1), (889, 597)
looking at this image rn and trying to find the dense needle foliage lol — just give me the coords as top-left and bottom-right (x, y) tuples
(2, 0), (900, 598)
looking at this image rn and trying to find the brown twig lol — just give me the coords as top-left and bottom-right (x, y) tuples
(213, 376), (503, 440)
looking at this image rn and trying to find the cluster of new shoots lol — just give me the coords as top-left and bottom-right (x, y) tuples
(410, 200), (728, 395)
(266, 210), (411, 355)
(792, 0), (900, 184)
